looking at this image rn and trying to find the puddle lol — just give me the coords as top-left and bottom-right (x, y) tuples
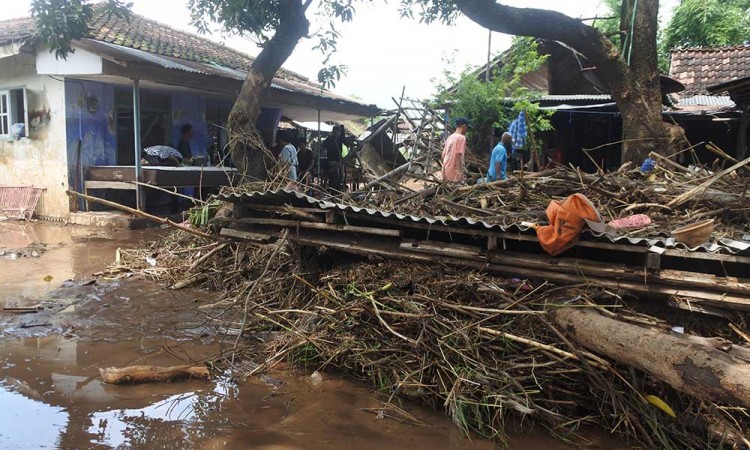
(0, 336), (483, 449)
(0, 221), (160, 305)
(0, 335), (629, 450)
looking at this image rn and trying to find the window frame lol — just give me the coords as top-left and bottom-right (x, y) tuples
(0, 86), (29, 140)
(0, 90), (10, 138)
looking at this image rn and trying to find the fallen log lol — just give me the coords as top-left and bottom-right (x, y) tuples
(100, 365), (210, 384)
(552, 308), (750, 408)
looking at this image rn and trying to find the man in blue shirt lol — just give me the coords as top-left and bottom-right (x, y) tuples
(487, 132), (512, 182)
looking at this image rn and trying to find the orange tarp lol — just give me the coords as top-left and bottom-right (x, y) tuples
(536, 193), (602, 256)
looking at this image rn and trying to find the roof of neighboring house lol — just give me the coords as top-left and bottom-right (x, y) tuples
(0, 17), (35, 47)
(670, 46), (750, 96)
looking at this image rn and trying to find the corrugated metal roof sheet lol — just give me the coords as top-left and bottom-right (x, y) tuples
(539, 95), (612, 102)
(676, 95), (735, 107)
(91, 41), (207, 74)
(219, 189), (750, 255)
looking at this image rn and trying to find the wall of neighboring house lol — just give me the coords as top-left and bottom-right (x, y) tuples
(0, 52), (69, 219)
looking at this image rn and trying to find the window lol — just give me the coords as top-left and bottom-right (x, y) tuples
(0, 88), (29, 139)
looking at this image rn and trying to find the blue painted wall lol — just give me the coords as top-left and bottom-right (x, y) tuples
(65, 79), (117, 197)
(171, 93), (208, 157)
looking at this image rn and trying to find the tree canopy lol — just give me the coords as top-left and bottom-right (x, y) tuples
(662, 0), (750, 51)
(30, 0), (131, 59)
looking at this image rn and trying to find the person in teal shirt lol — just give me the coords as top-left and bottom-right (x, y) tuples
(487, 132), (511, 182)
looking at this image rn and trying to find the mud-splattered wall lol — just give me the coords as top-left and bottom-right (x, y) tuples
(0, 53), (68, 219)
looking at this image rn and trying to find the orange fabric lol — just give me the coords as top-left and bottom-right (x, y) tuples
(536, 193), (602, 256)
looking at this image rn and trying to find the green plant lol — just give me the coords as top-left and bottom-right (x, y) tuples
(188, 200), (223, 227)
(434, 37), (553, 153)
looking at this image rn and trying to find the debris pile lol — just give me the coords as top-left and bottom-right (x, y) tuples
(107, 143), (750, 449)
(339, 158), (750, 243)
(115, 226), (750, 449)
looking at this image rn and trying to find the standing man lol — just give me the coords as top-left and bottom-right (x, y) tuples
(278, 132), (298, 185)
(442, 117), (469, 183)
(176, 124), (193, 160)
(295, 137), (314, 183)
(323, 125), (344, 191)
(486, 132), (511, 182)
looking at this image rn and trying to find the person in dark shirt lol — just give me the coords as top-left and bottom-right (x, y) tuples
(176, 124), (193, 159)
(323, 125), (344, 191)
(295, 137), (314, 183)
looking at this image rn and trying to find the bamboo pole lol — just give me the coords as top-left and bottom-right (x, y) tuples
(66, 190), (218, 240)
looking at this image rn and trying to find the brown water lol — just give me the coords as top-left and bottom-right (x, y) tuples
(0, 221), (625, 449)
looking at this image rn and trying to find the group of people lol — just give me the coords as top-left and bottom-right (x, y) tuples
(441, 117), (514, 184)
(276, 125), (348, 190)
(276, 132), (315, 185)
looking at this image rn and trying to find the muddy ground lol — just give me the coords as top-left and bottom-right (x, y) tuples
(0, 221), (627, 449)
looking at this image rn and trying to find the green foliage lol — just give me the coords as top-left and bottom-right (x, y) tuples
(30, 0), (131, 59)
(434, 37), (553, 152)
(662, 0), (750, 51)
(592, 0), (623, 39)
(188, 199), (223, 227)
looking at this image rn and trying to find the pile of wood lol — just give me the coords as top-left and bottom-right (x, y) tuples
(349, 156), (750, 243)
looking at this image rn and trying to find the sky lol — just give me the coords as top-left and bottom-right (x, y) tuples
(0, 0), (679, 108)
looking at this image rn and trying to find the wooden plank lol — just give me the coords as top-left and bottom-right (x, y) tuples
(220, 228), (275, 243)
(282, 230), (750, 311)
(400, 240), (481, 259)
(241, 203), (329, 214)
(300, 222), (401, 237)
(234, 217), (401, 237)
(84, 181), (136, 190)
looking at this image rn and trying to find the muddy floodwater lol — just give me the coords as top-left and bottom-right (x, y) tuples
(0, 221), (627, 449)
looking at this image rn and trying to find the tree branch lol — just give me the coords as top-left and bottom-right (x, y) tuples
(455, 0), (629, 94)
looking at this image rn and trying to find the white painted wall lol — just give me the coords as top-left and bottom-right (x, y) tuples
(0, 52), (69, 219)
(36, 45), (103, 76)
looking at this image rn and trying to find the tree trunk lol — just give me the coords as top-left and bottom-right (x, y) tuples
(100, 365), (210, 384)
(456, 0), (687, 164)
(552, 308), (750, 408)
(228, 0), (310, 181)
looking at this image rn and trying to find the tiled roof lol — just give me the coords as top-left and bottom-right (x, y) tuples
(670, 46), (750, 96)
(0, 8), (309, 84)
(0, 17), (35, 47)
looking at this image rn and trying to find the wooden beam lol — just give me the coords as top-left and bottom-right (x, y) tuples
(221, 217), (402, 237)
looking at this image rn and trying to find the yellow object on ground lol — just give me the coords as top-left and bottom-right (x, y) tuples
(645, 395), (677, 418)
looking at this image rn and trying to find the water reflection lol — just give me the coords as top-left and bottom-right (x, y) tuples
(0, 379), (67, 450)
(0, 336), (499, 450)
(88, 378), (239, 448)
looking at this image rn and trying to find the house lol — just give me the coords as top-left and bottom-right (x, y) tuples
(0, 8), (379, 220)
(446, 40), (750, 171)
(444, 40), (688, 170)
(672, 46), (750, 161)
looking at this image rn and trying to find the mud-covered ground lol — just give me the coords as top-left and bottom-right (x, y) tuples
(0, 221), (626, 449)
